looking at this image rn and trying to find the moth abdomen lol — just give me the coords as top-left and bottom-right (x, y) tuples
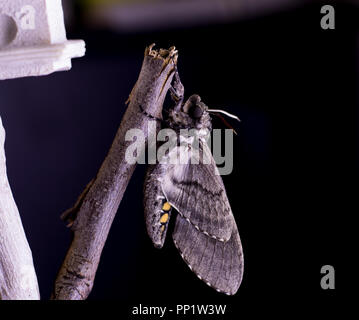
(144, 165), (173, 248)
(150, 199), (173, 248)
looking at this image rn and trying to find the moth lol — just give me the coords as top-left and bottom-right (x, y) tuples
(143, 71), (244, 295)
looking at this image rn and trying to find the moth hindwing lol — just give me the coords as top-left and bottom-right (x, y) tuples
(143, 94), (244, 295)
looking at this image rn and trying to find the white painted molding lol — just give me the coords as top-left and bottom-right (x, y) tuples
(0, 0), (85, 80)
(0, 40), (85, 80)
(0, 117), (40, 300)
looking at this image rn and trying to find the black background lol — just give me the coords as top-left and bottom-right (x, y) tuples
(0, 0), (356, 316)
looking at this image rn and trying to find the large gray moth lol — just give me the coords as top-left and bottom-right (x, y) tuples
(143, 72), (244, 295)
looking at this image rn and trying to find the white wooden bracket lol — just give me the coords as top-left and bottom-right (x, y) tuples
(0, 0), (85, 80)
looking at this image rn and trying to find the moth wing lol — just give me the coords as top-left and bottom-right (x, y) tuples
(162, 142), (234, 242)
(173, 214), (244, 295)
(144, 164), (172, 248)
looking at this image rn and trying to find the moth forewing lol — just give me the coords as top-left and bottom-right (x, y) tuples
(161, 141), (234, 242)
(173, 212), (243, 295)
(167, 140), (244, 295)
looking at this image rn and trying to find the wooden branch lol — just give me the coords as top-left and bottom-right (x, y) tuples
(52, 44), (178, 300)
(0, 117), (40, 300)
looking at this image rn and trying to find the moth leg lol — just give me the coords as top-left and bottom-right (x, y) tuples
(170, 68), (184, 110)
(61, 179), (95, 228)
(138, 104), (163, 122)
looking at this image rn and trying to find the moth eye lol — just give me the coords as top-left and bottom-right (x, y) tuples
(189, 105), (203, 119)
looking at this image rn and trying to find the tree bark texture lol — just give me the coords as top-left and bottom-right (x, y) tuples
(52, 44), (178, 300)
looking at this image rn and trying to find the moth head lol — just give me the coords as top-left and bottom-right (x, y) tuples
(168, 94), (211, 131)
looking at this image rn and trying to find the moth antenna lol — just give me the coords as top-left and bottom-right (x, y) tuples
(170, 66), (185, 112)
(207, 109), (241, 122)
(211, 112), (238, 135)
